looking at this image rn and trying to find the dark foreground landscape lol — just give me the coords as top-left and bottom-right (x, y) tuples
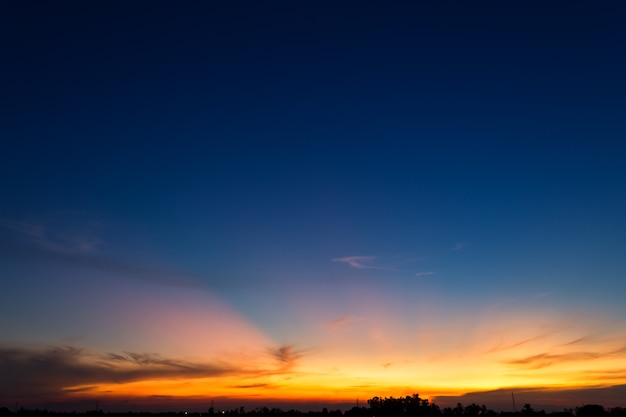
(2, 395), (625, 417)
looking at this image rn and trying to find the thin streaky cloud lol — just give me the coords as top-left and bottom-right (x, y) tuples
(327, 317), (349, 326)
(482, 334), (545, 354)
(0, 242), (202, 288)
(534, 292), (553, 299)
(57, 234), (102, 254)
(504, 351), (610, 369)
(610, 344), (626, 355)
(0, 219), (45, 238)
(0, 344), (311, 399)
(0, 223), (202, 289)
(415, 271), (435, 277)
(452, 242), (465, 251)
(560, 337), (592, 347)
(230, 383), (273, 389)
(0, 345), (235, 398)
(324, 315), (362, 328)
(332, 256), (380, 269)
(62, 386), (98, 393)
(584, 368), (626, 375)
(333, 255), (426, 273)
(1, 218), (102, 255)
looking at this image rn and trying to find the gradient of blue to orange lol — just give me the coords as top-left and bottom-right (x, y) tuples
(1, 0), (626, 412)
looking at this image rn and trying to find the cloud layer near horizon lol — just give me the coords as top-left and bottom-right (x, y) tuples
(0, 343), (309, 401)
(3, 224), (626, 410)
(3, 343), (626, 411)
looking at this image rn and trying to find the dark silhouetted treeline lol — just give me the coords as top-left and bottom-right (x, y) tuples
(2, 395), (625, 417)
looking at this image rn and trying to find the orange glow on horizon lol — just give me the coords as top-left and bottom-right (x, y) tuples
(8, 283), (626, 410)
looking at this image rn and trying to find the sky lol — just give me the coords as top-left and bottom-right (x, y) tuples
(1, 0), (626, 412)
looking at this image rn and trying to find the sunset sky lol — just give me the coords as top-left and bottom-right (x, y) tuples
(2, 0), (626, 412)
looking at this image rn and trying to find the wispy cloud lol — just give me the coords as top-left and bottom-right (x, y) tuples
(0, 219), (102, 255)
(0, 218), (201, 288)
(230, 383), (273, 389)
(326, 317), (350, 326)
(268, 345), (309, 371)
(501, 327), (626, 370)
(560, 336), (592, 347)
(0, 344), (310, 401)
(0, 346), (234, 392)
(324, 316), (363, 329)
(332, 256), (379, 269)
(483, 335), (546, 355)
(505, 351), (603, 369)
(452, 242), (465, 251)
(333, 255), (435, 275)
(534, 292), (553, 299)
(100, 351), (204, 371)
(1, 219), (45, 238)
(583, 368), (626, 378)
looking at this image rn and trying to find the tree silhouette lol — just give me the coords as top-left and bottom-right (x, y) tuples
(576, 406), (606, 417)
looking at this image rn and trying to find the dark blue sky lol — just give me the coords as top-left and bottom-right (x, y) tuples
(2, 0), (626, 410)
